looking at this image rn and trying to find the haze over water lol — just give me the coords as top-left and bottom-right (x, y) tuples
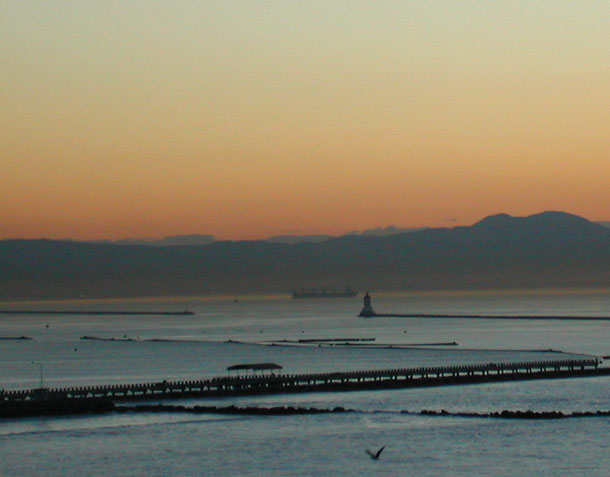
(1, 291), (609, 475)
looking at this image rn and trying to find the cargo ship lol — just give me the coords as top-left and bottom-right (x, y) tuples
(292, 287), (358, 299)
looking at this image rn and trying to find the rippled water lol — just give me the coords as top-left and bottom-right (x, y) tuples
(1, 290), (610, 476)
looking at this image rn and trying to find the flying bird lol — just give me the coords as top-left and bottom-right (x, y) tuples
(365, 446), (385, 460)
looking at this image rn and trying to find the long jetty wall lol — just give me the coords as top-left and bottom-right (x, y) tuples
(372, 313), (610, 320)
(1, 359), (606, 402)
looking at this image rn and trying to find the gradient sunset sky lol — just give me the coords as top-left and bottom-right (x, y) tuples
(2, 1), (609, 240)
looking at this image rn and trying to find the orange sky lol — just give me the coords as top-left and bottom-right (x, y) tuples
(1, 1), (609, 240)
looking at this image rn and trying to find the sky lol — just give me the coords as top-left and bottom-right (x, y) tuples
(1, 1), (609, 240)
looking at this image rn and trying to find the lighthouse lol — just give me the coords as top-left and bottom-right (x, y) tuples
(359, 292), (376, 317)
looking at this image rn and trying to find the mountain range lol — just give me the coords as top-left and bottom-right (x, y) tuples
(1, 211), (609, 300)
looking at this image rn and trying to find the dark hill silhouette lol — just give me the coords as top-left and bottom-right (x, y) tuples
(1, 211), (609, 299)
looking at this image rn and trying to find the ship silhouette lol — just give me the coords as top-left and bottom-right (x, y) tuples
(292, 286), (357, 299)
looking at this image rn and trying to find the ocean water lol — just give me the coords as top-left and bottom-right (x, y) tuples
(1, 290), (609, 476)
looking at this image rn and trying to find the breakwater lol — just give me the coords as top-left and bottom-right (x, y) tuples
(357, 293), (610, 320)
(1, 358), (606, 403)
(0, 310), (193, 316)
(373, 313), (610, 320)
(0, 400), (350, 418)
(0, 398), (114, 418)
(5, 399), (610, 420)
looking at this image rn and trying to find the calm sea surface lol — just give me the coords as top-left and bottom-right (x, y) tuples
(1, 291), (610, 476)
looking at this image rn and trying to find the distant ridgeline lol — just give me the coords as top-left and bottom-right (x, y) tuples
(2, 211), (610, 299)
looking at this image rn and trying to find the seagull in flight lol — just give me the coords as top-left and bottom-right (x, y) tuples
(365, 446), (385, 460)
